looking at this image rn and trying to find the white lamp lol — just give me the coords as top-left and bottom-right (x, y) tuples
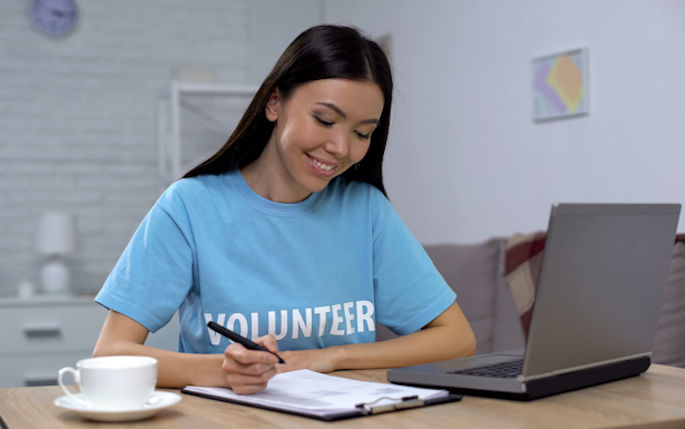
(36, 211), (76, 296)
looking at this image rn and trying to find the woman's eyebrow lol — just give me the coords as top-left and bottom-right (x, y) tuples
(316, 102), (379, 124)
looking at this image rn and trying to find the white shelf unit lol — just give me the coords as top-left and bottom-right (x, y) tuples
(159, 82), (258, 182)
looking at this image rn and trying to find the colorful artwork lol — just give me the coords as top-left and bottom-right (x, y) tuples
(532, 48), (588, 121)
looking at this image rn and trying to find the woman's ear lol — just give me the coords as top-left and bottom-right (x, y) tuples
(265, 89), (280, 122)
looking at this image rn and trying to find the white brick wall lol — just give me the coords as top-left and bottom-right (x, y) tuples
(0, 0), (250, 296)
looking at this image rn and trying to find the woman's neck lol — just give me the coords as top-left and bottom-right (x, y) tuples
(240, 144), (312, 204)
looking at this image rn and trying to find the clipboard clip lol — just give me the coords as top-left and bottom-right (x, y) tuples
(355, 395), (424, 415)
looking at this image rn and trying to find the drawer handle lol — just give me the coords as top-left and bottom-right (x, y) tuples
(23, 324), (63, 338)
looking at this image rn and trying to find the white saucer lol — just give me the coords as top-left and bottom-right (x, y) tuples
(54, 391), (181, 422)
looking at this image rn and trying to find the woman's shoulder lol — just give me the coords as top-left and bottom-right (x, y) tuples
(158, 173), (233, 207)
(167, 174), (214, 192)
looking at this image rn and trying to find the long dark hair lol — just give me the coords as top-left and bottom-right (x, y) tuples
(183, 25), (393, 196)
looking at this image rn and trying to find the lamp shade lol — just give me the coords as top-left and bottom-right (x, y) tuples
(36, 211), (76, 256)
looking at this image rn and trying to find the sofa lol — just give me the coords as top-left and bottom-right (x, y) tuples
(376, 234), (685, 368)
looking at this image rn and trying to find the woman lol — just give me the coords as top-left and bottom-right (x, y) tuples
(93, 25), (476, 394)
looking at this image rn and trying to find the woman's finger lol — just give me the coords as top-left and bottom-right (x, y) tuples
(225, 343), (278, 366)
(253, 334), (280, 355)
(224, 368), (276, 386)
(222, 356), (276, 377)
(221, 356), (277, 394)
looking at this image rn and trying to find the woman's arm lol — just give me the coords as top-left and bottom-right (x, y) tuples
(94, 300), (473, 390)
(93, 310), (280, 393)
(279, 300), (476, 373)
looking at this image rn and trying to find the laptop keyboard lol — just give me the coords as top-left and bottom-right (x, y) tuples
(448, 358), (524, 378)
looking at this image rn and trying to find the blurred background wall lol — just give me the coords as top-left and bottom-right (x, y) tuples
(1, 0), (683, 298)
(323, 0), (685, 244)
(0, 0), (317, 296)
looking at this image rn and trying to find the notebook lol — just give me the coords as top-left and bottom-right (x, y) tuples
(182, 369), (461, 420)
(388, 203), (681, 400)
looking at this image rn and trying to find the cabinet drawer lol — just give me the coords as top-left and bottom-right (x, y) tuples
(0, 304), (106, 354)
(0, 352), (93, 388)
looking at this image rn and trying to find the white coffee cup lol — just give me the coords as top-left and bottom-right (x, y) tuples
(57, 356), (157, 410)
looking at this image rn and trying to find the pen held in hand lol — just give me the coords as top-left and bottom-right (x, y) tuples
(207, 321), (286, 364)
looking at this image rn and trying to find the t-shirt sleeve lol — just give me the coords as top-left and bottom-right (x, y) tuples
(95, 184), (195, 333)
(370, 190), (456, 336)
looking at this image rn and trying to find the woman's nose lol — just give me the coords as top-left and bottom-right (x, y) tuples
(325, 131), (349, 158)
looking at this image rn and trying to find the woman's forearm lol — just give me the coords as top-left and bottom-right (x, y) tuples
(329, 320), (476, 371)
(279, 301), (476, 373)
(94, 302), (475, 387)
(93, 340), (225, 388)
(332, 301), (475, 371)
(93, 311), (226, 388)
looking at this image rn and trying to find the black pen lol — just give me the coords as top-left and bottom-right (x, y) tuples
(207, 321), (286, 364)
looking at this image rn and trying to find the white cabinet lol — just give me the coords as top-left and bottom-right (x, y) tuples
(0, 296), (179, 388)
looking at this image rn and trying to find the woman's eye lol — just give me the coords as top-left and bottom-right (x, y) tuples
(355, 130), (371, 140)
(314, 116), (334, 127)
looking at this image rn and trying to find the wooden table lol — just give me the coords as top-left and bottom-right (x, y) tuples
(2, 364), (685, 428)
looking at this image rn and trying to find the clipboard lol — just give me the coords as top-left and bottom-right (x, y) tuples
(181, 369), (461, 421)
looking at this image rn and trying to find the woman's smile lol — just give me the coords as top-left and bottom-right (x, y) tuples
(307, 153), (339, 177)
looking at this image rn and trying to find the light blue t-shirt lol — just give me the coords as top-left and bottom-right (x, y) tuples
(96, 170), (455, 353)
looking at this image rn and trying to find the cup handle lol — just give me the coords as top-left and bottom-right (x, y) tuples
(57, 367), (91, 408)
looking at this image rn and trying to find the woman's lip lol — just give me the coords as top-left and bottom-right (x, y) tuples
(307, 154), (339, 177)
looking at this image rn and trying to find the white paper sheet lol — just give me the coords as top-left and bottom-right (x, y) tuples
(184, 369), (450, 418)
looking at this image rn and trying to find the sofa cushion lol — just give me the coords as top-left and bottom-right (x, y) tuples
(504, 232), (546, 337)
(423, 239), (503, 354)
(652, 241), (685, 367)
(492, 238), (526, 351)
(375, 239), (503, 354)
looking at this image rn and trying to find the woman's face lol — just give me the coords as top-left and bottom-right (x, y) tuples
(261, 78), (384, 202)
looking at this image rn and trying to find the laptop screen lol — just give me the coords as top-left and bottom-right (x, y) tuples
(522, 203), (680, 377)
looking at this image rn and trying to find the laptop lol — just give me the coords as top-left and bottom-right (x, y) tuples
(388, 203), (681, 400)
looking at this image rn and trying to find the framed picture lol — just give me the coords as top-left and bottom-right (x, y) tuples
(532, 47), (589, 121)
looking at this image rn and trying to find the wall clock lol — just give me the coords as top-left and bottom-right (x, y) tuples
(32, 0), (79, 37)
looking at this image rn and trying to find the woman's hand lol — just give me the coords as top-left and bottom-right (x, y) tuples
(220, 334), (281, 394)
